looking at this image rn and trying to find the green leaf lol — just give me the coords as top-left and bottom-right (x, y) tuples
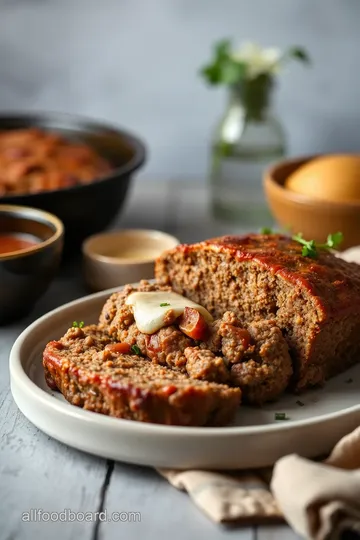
(214, 38), (231, 59)
(200, 38), (247, 86)
(218, 141), (233, 157)
(293, 233), (317, 257)
(293, 232), (303, 242)
(200, 64), (221, 85)
(293, 231), (344, 258)
(72, 321), (78, 328)
(326, 232), (343, 249)
(72, 321), (85, 328)
(302, 246), (309, 257)
(260, 227), (274, 235)
(287, 46), (311, 65)
(221, 60), (246, 84)
(201, 40), (310, 87)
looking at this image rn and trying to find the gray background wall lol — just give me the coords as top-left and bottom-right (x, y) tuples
(0, 0), (359, 180)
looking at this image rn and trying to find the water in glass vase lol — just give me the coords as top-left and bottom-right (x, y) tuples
(211, 143), (285, 226)
(209, 77), (286, 227)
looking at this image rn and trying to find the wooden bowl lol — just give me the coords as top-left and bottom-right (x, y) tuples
(264, 156), (360, 250)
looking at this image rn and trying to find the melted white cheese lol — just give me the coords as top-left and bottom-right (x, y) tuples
(125, 291), (213, 334)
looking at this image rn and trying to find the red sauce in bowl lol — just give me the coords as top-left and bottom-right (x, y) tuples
(0, 234), (38, 255)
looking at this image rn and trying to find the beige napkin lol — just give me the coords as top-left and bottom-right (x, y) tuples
(158, 426), (360, 539)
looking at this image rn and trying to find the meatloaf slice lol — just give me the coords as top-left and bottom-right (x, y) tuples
(99, 283), (292, 404)
(155, 233), (360, 391)
(43, 325), (241, 427)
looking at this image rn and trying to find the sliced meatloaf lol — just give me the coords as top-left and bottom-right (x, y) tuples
(99, 282), (292, 404)
(43, 324), (241, 427)
(155, 233), (360, 391)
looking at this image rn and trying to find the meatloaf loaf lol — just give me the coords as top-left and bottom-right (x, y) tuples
(155, 233), (360, 391)
(43, 324), (241, 426)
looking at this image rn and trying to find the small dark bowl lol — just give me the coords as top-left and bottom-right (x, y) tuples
(0, 113), (146, 255)
(0, 205), (63, 324)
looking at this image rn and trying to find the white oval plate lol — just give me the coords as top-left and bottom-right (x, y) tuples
(10, 286), (360, 470)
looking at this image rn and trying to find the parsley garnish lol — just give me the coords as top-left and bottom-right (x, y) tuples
(292, 232), (343, 258)
(160, 303), (170, 307)
(72, 321), (84, 328)
(131, 344), (141, 355)
(275, 412), (289, 421)
(259, 225), (291, 235)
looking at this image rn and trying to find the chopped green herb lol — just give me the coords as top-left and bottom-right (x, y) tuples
(72, 321), (84, 328)
(292, 233), (317, 258)
(259, 226), (291, 235)
(131, 344), (141, 355)
(292, 232), (343, 258)
(160, 303), (170, 307)
(326, 232), (344, 249)
(296, 400), (305, 407)
(345, 378), (353, 384)
(275, 412), (289, 421)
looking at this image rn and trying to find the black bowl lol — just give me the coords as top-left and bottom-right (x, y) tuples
(0, 204), (64, 324)
(0, 113), (146, 255)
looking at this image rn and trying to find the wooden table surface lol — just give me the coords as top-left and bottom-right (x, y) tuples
(0, 180), (300, 540)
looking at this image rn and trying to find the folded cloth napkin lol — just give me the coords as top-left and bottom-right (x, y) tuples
(158, 426), (360, 539)
(272, 426), (360, 540)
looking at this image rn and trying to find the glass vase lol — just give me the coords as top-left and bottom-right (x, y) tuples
(209, 75), (286, 226)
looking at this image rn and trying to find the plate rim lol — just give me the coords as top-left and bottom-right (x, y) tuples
(9, 284), (360, 437)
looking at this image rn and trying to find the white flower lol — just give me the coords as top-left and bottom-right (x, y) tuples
(232, 42), (283, 79)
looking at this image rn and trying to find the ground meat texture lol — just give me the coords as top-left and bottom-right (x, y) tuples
(43, 325), (241, 427)
(145, 326), (193, 369)
(98, 277), (289, 403)
(217, 311), (253, 364)
(101, 319), (148, 357)
(184, 347), (229, 383)
(201, 319), (222, 353)
(100, 281), (193, 369)
(230, 320), (292, 404)
(155, 234), (360, 391)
